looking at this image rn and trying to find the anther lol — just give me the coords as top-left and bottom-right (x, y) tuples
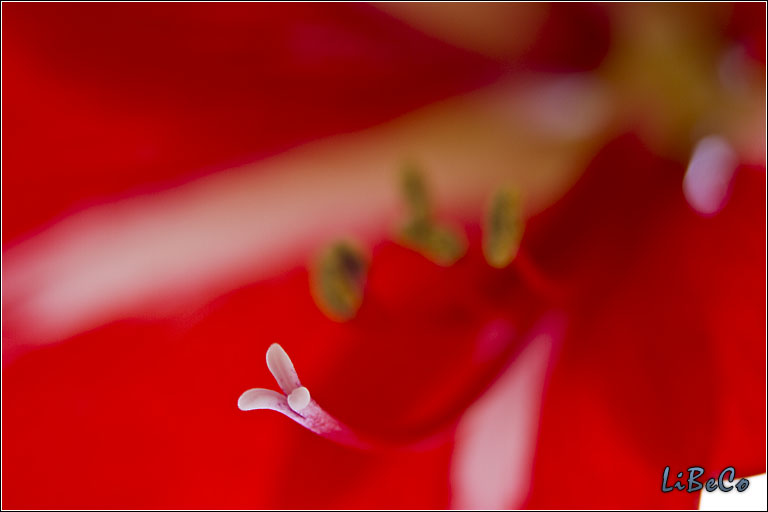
(401, 220), (468, 267)
(310, 241), (368, 321)
(400, 163), (432, 224)
(397, 164), (468, 266)
(483, 187), (524, 268)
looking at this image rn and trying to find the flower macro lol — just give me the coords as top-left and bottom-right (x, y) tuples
(3, 3), (765, 510)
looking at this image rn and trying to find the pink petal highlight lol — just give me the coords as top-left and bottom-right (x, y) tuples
(451, 315), (563, 509)
(683, 135), (738, 216)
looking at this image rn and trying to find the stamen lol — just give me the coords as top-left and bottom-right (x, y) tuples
(400, 163), (432, 224)
(238, 343), (369, 449)
(400, 220), (468, 267)
(310, 241), (368, 321)
(483, 187), (524, 268)
(397, 164), (468, 266)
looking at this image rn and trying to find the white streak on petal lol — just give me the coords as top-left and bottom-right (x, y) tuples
(451, 332), (555, 509)
(683, 135), (738, 216)
(266, 343), (302, 394)
(506, 73), (612, 140)
(3, 75), (599, 363)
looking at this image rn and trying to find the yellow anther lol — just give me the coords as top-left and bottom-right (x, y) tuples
(400, 163), (432, 224)
(397, 163), (468, 266)
(483, 187), (524, 268)
(400, 220), (468, 267)
(310, 241), (368, 321)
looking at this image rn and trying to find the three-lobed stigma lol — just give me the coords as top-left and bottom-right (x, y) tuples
(238, 343), (368, 448)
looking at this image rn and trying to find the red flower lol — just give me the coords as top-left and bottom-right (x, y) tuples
(3, 3), (765, 509)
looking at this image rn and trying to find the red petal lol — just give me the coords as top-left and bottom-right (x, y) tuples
(525, 134), (765, 508)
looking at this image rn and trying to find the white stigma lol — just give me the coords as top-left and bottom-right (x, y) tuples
(237, 343), (364, 448)
(237, 388), (289, 412)
(287, 386), (311, 412)
(265, 342), (303, 394)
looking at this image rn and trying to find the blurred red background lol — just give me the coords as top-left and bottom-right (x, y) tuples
(2, 3), (765, 509)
